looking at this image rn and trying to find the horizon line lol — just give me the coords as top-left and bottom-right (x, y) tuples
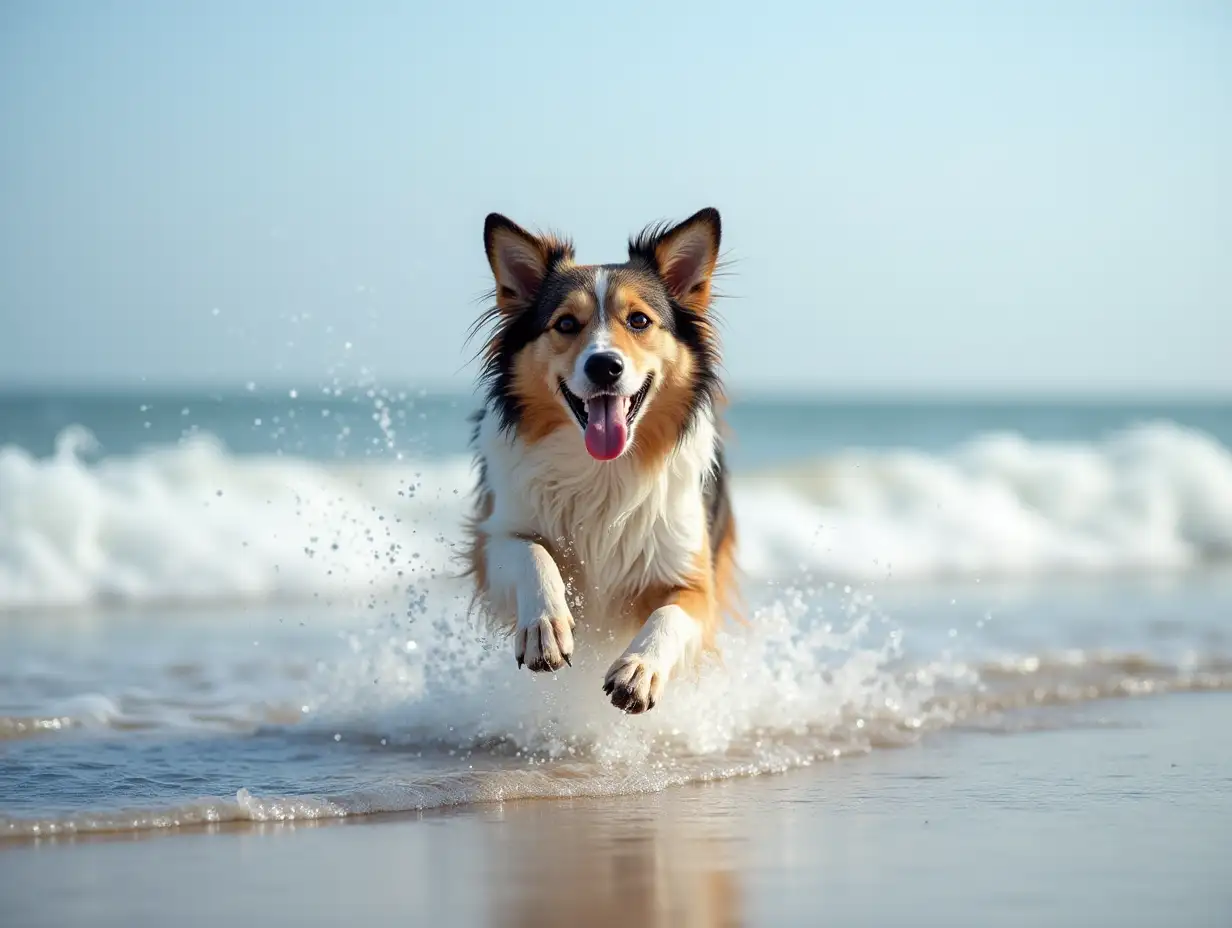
(1, 378), (1230, 405)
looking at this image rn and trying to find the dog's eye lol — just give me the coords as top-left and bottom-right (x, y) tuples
(553, 315), (580, 335)
(628, 312), (652, 331)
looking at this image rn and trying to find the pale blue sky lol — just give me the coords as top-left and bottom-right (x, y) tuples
(2, 1), (1229, 394)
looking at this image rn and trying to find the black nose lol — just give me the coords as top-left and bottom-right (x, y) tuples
(584, 351), (624, 387)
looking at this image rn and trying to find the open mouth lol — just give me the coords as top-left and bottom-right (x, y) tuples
(559, 375), (653, 461)
(560, 375), (653, 429)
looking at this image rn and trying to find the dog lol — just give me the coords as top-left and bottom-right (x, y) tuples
(464, 208), (737, 713)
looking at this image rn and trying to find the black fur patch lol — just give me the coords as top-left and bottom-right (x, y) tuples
(622, 256), (722, 437)
(476, 263), (592, 433)
(474, 211), (722, 445)
(703, 439), (733, 556)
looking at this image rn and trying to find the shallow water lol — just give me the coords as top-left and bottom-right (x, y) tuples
(3, 393), (1232, 839)
(3, 572), (1229, 839)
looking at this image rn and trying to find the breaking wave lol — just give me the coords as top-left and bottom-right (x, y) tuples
(2, 421), (1232, 612)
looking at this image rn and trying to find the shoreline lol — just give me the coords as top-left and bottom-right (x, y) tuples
(3, 691), (1229, 927)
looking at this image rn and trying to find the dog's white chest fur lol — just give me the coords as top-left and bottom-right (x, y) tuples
(476, 408), (716, 625)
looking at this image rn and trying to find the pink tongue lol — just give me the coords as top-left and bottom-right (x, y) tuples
(584, 395), (630, 461)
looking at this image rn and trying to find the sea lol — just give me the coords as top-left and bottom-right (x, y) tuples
(2, 388), (1231, 839)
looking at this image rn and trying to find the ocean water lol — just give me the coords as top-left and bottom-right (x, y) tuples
(2, 389), (1231, 839)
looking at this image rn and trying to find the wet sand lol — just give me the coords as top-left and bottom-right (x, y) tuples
(2, 692), (1229, 928)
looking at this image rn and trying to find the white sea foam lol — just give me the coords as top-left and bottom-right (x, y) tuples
(738, 421), (1232, 581)
(1, 588), (928, 836)
(5, 587), (1228, 838)
(2, 421), (1232, 612)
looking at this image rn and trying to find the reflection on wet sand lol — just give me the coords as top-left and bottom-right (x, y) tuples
(487, 793), (743, 928)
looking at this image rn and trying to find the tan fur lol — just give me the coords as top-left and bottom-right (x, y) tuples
(653, 218), (720, 314)
(486, 224), (574, 312)
(513, 277), (705, 463)
(514, 290), (599, 444)
(632, 354), (698, 471)
(629, 549), (716, 651)
(470, 209), (735, 712)
(511, 352), (573, 445)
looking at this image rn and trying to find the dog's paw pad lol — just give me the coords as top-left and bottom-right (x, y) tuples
(515, 615), (574, 673)
(603, 654), (664, 714)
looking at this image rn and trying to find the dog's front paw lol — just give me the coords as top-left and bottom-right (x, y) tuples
(603, 653), (666, 714)
(515, 613), (575, 673)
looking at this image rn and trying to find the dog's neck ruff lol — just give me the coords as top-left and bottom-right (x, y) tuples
(475, 404), (718, 624)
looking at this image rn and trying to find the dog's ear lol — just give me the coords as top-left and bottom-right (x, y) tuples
(629, 208), (721, 313)
(484, 214), (573, 311)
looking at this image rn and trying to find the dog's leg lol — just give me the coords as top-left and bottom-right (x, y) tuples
(603, 586), (705, 713)
(487, 535), (575, 672)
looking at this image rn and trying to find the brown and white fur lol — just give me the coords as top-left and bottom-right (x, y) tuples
(464, 208), (737, 714)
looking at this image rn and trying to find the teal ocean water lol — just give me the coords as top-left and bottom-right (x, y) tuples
(2, 390), (1231, 838)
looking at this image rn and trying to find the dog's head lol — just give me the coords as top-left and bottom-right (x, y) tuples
(477, 208), (722, 464)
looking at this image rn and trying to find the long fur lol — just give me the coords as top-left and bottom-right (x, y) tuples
(462, 208), (738, 713)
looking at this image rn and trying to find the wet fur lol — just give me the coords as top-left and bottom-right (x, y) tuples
(463, 208), (738, 713)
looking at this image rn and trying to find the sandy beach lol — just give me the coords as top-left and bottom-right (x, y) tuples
(3, 690), (1228, 928)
